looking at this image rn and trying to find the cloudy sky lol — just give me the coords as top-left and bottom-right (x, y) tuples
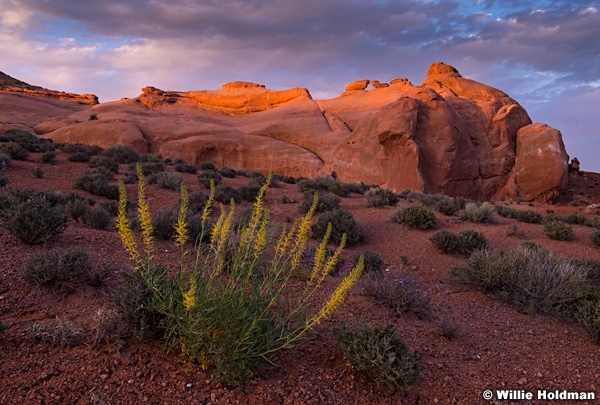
(1, 0), (599, 171)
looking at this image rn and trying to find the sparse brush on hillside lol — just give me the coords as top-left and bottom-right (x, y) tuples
(451, 244), (600, 343)
(460, 202), (496, 224)
(299, 191), (340, 213)
(311, 208), (364, 246)
(365, 187), (398, 207)
(101, 144), (141, 164)
(544, 220), (575, 241)
(113, 165), (364, 385)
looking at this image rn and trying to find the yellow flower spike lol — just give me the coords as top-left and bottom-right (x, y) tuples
(290, 192), (318, 271)
(201, 180), (216, 224)
(136, 163), (153, 261)
(320, 233), (346, 280)
(116, 178), (140, 265)
(310, 222), (332, 282)
(183, 274), (197, 311)
(218, 199), (235, 248)
(254, 206), (270, 260)
(309, 254), (364, 326)
(211, 204), (226, 246)
(174, 182), (189, 247)
(274, 222), (295, 257)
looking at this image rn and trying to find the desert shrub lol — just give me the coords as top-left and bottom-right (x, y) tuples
(590, 230), (600, 249)
(280, 194), (295, 204)
(218, 167), (237, 178)
(99, 200), (119, 217)
(345, 182), (370, 195)
(235, 168), (250, 177)
(250, 171), (267, 185)
(174, 162), (197, 174)
(354, 250), (384, 274)
(0, 152), (12, 170)
(113, 266), (167, 340)
(328, 181), (350, 197)
(24, 247), (100, 290)
(430, 230), (459, 254)
(101, 144), (141, 164)
(40, 150), (57, 164)
(151, 207), (179, 240)
(68, 151), (91, 162)
(1, 195), (69, 244)
(122, 171), (138, 184)
(0, 175), (8, 188)
(89, 156), (119, 173)
(563, 212), (588, 226)
(199, 161), (216, 171)
(435, 197), (459, 216)
(460, 202), (496, 224)
(75, 170), (119, 199)
(0, 142), (28, 160)
(450, 245), (594, 317)
(114, 171), (364, 384)
(457, 230), (488, 255)
(198, 170), (222, 188)
(391, 205), (437, 230)
(568, 291), (600, 344)
(30, 317), (85, 347)
(333, 322), (420, 389)
(187, 191), (209, 214)
(361, 272), (430, 318)
(365, 187), (398, 207)
(31, 167), (44, 178)
(214, 184), (240, 203)
(311, 208), (364, 246)
(156, 171), (184, 190)
(59, 143), (103, 155)
(131, 161), (165, 175)
(496, 205), (544, 224)
(66, 197), (88, 222)
(300, 191), (340, 214)
(238, 181), (262, 202)
(544, 220), (575, 241)
(140, 153), (161, 163)
(588, 217), (600, 229)
(272, 173), (296, 184)
(83, 207), (111, 230)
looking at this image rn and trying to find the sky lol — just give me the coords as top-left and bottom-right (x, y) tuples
(1, 0), (599, 171)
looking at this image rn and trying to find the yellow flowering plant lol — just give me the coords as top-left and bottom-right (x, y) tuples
(115, 165), (364, 385)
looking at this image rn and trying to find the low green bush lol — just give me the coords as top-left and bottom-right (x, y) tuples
(199, 161), (216, 171)
(544, 220), (575, 241)
(299, 191), (339, 213)
(41, 150), (57, 164)
(156, 171), (184, 190)
(361, 272), (430, 318)
(198, 170), (222, 188)
(0, 142), (28, 160)
(30, 317), (85, 347)
(83, 207), (111, 230)
(68, 151), (91, 162)
(0, 194), (69, 244)
(89, 156), (119, 173)
(333, 322), (420, 389)
(75, 170), (119, 199)
(365, 187), (398, 207)
(31, 167), (44, 178)
(24, 247), (103, 291)
(429, 230), (459, 254)
(238, 181), (262, 202)
(457, 229), (488, 255)
(391, 205), (437, 230)
(101, 144), (141, 164)
(354, 250), (384, 274)
(174, 162), (197, 174)
(59, 143), (103, 156)
(0, 152), (12, 170)
(311, 208), (364, 246)
(460, 202), (496, 224)
(131, 161), (165, 175)
(218, 167), (237, 178)
(214, 184), (240, 203)
(591, 230), (600, 249)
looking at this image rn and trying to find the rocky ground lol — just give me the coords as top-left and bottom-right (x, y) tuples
(1, 152), (599, 405)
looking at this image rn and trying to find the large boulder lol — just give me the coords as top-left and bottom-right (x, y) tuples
(515, 123), (569, 201)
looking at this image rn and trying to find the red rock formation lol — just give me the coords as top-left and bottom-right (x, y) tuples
(0, 64), (570, 201)
(0, 72), (98, 105)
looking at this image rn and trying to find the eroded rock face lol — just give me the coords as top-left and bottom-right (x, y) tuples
(0, 72), (98, 105)
(1, 64), (570, 201)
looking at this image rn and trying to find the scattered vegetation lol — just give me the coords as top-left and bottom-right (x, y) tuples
(31, 167), (44, 178)
(495, 205), (544, 224)
(590, 230), (600, 249)
(198, 170), (222, 188)
(333, 322), (420, 389)
(83, 207), (112, 230)
(299, 191), (340, 213)
(174, 162), (197, 174)
(101, 144), (141, 164)
(391, 205), (437, 230)
(354, 250), (384, 274)
(156, 171), (184, 190)
(198, 161), (216, 171)
(75, 170), (119, 199)
(451, 244), (600, 343)
(30, 317), (85, 347)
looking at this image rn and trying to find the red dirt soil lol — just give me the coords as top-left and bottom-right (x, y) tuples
(1, 154), (599, 405)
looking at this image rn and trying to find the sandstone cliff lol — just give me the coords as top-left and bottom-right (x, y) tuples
(0, 63), (569, 201)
